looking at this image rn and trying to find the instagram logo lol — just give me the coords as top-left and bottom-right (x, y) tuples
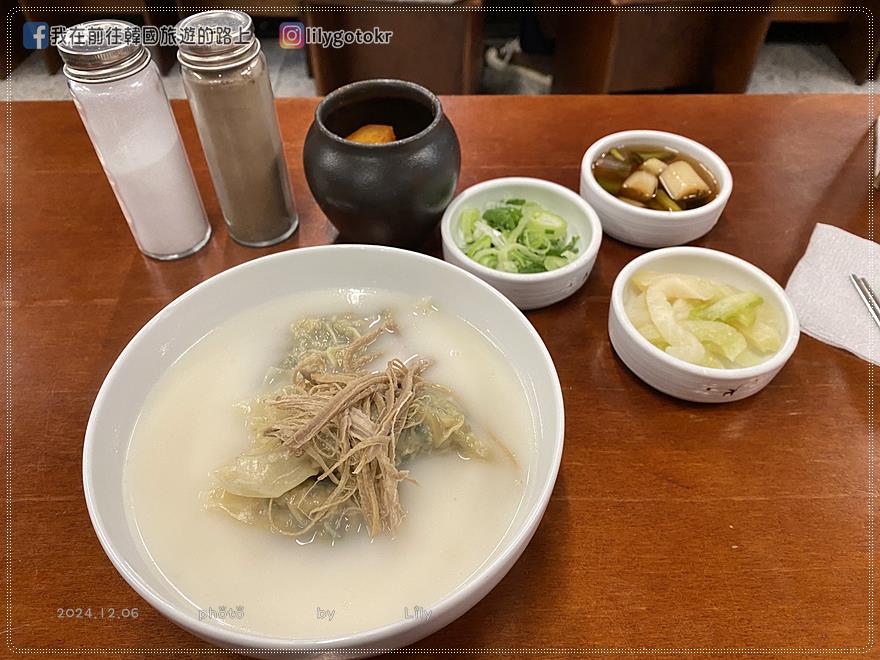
(279, 22), (304, 49)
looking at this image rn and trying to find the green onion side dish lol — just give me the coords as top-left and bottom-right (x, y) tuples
(458, 198), (580, 274)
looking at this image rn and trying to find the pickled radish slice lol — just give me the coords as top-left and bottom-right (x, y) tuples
(667, 344), (707, 364)
(631, 271), (732, 300)
(690, 292), (763, 323)
(625, 292), (652, 328)
(731, 319), (781, 353)
(626, 269), (784, 369)
(646, 286), (705, 361)
(699, 352), (725, 369)
(680, 320), (747, 361)
(637, 323), (667, 348)
(672, 298), (694, 321)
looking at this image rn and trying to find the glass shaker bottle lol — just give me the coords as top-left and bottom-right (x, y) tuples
(59, 20), (211, 260)
(176, 11), (298, 247)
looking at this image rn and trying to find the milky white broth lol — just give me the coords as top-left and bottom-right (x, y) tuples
(123, 289), (535, 639)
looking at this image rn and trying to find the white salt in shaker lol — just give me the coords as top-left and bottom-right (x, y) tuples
(59, 20), (211, 260)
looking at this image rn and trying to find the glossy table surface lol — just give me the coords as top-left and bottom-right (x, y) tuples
(5, 94), (875, 657)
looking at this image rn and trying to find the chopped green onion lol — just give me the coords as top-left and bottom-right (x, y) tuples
(635, 150), (671, 162)
(457, 198), (580, 274)
(654, 189), (682, 212)
(595, 177), (622, 195)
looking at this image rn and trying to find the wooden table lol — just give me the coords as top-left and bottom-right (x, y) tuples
(5, 95), (874, 656)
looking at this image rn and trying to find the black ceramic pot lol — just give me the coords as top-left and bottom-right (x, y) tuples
(303, 79), (461, 247)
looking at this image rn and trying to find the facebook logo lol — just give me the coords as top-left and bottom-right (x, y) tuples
(23, 22), (49, 49)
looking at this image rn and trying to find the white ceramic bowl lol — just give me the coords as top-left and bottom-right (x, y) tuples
(83, 245), (564, 658)
(580, 130), (733, 248)
(440, 177), (602, 310)
(609, 247), (799, 403)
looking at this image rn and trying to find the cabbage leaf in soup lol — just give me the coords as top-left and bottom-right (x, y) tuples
(205, 311), (495, 544)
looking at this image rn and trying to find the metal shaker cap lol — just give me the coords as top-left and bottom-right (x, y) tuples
(176, 10), (260, 70)
(58, 20), (151, 84)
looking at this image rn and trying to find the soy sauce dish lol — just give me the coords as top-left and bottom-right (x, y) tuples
(440, 177), (602, 310)
(609, 247), (799, 403)
(580, 130), (732, 248)
(83, 246), (564, 658)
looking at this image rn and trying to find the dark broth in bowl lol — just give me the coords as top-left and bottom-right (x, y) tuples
(592, 144), (719, 212)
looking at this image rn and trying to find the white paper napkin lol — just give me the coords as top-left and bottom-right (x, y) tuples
(785, 223), (879, 365)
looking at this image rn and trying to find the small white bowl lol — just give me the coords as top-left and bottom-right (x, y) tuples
(609, 246), (799, 403)
(440, 177), (602, 310)
(83, 245), (564, 658)
(580, 130), (733, 248)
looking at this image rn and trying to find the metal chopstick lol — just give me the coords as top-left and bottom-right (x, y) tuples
(850, 273), (880, 330)
(858, 275), (880, 310)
